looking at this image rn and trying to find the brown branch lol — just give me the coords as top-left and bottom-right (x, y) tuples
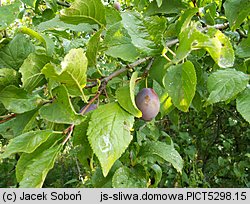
(62, 83), (107, 145)
(0, 114), (16, 124)
(62, 124), (74, 145)
(85, 57), (151, 88)
(141, 58), (155, 78)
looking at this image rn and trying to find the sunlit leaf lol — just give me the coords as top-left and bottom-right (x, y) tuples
(116, 72), (142, 118)
(60, 0), (106, 26)
(206, 69), (249, 105)
(39, 85), (85, 125)
(87, 103), (134, 177)
(164, 61), (197, 112)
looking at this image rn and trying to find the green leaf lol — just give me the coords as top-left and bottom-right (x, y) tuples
(39, 85), (85, 125)
(160, 92), (175, 117)
(146, 0), (187, 15)
(87, 103), (134, 177)
(156, 0), (163, 7)
(116, 72), (142, 118)
(19, 53), (51, 92)
(176, 8), (199, 33)
(19, 145), (62, 188)
(0, 130), (56, 159)
(0, 1), (21, 30)
(112, 166), (147, 188)
(42, 48), (87, 100)
(73, 116), (92, 167)
(139, 141), (183, 173)
(0, 103), (6, 115)
(16, 133), (63, 182)
(0, 34), (35, 70)
(37, 16), (98, 32)
(0, 68), (20, 90)
(174, 26), (235, 68)
(150, 164), (162, 187)
(91, 161), (122, 188)
(19, 27), (55, 56)
(60, 0), (106, 27)
(206, 69), (249, 105)
(121, 12), (166, 55)
(0, 109), (38, 139)
(0, 85), (43, 114)
(105, 7), (122, 27)
(224, 0), (250, 30)
(21, 0), (37, 8)
(236, 87), (250, 123)
(164, 61), (197, 112)
(236, 35), (250, 58)
(103, 22), (139, 62)
(201, 2), (216, 25)
(205, 28), (235, 68)
(149, 56), (169, 87)
(86, 29), (103, 66)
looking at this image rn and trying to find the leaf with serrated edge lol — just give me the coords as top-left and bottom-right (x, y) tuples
(139, 141), (183, 172)
(103, 22), (139, 62)
(0, 85), (43, 114)
(165, 61), (197, 112)
(174, 26), (234, 68)
(19, 145), (62, 188)
(87, 103), (134, 177)
(39, 85), (85, 125)
(116, 72), (142, 117)
(42, 48), (87, 100)
(236, 87), (250, 123)
(206, 69), (249, 105)
(0, 109), (38, 139)
(16, 133), (63, 182)
(0, 34), (35, 70)
(224, 0), (250, 31)
(121, 12), (165, 55)
(60, 0), (106, 26)
(0, 130), (56, 158)
(112, 166), (147, 188)
(0, 1), (21, 30)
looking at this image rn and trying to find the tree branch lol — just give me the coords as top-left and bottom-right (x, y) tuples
(141, 58), (154, 78)
(85, 57), (151, 88)
(56, 0), (70, 8)
(0, 114), (16, 124)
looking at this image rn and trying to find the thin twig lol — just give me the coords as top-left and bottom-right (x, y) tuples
(0, 114), (16, 124)
(56, 0), (71, 7)
(85, 57), (151, 88)
(62, 124), (74, 145)
(141, 58), (155, 78)
(62, 84), (106, 145)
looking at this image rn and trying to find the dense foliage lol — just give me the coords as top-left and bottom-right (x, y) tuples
(0, 0), (249, 188)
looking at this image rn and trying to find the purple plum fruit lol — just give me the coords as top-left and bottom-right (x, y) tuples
(135, 88), (160, 121)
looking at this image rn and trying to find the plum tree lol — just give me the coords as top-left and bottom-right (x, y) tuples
(113, 1), (121, 11)
(135, 88), (160, 121)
